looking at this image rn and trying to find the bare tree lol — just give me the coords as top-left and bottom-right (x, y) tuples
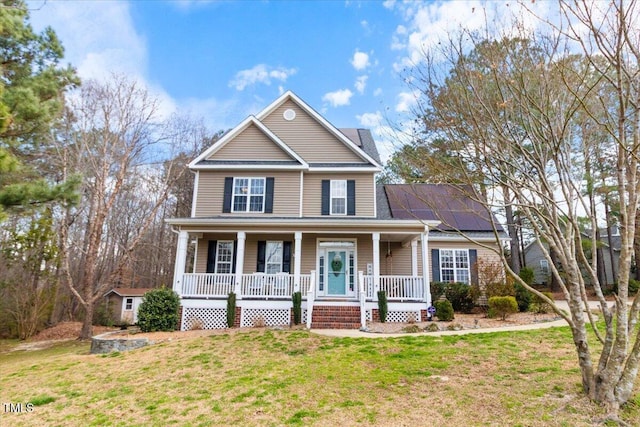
(54, 76), (194, 339)
(402, 0), (639, 418)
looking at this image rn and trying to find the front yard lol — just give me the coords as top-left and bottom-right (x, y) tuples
(1, 327), (639, 426)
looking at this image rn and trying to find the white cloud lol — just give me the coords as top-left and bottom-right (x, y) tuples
(373, 88), (383, 97)
(356, 111), (399, 164)
(29, 1), (147, 82)
(322, 89), (353, 107)
(354, 75), (368, 94)
(229, 64), (297, 91)
(350, 50), (370, 71)
(395, 91), (418, 113)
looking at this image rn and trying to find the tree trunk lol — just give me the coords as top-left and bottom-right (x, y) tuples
(79, 302), (94, 340)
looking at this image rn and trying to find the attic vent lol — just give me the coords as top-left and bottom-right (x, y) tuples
(283, 108), (296, 121)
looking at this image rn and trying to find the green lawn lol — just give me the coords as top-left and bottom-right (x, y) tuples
(1, 327), (639, 426)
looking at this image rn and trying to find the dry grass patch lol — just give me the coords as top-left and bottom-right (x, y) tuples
(1, 327), (639, 426)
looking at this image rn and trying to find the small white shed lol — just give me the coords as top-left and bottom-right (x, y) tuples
(104, 288), (150, 324)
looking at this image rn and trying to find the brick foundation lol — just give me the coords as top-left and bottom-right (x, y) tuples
(234, 306), (241, 328)
(177, 306), (183, 330)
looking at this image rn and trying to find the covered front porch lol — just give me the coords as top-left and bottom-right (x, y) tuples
(168, 218), (439, 329)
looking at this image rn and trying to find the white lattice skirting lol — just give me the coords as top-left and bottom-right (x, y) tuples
(366, 310), (422, 323)
(241, 308), (291, 327)
(182, 307), (228, 330)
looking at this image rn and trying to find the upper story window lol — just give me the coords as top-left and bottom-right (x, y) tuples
(321, 179), (355, 216)
(223, 177), (274, 214)
(330, 180), (347, 215)
(440, 249), (470, 284)
(232, 177), (265, 213)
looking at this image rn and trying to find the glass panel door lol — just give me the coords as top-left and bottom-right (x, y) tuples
(327, 250), (347, 295)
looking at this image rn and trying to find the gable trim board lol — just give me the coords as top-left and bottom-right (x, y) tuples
(255, 91), (382, 169)
(190, 116), (309, 169)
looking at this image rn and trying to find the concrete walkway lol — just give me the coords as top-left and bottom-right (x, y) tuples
(310, 299), (607, 339)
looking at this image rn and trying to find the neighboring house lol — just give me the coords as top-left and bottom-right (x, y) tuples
(104, 288), (150, 324)
(167, 91), (505, 330)
(523, 227), (621, 287)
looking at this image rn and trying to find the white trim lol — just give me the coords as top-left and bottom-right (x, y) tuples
(330, 179), (347, 216)
(316, 238), (358, 298)
(191, 164), (307, 171)
(308, 166), (380, 172)
(215, 240), (235, 274)
(231, 177), (266, 213)
(189, 116), (308, 168)
(255, 91), (382, 168)
(168, 217), (441, 229)
(191, 171), (199, 217)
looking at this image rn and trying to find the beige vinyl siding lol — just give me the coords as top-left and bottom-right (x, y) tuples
(302, 173), (375, 217)
(195, 171), (301, 217)
(210, 124), (293, 161)
(261, 100), (366, 163)
(381, 242), (417, 276)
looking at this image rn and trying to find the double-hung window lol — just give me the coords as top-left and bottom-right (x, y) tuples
(540, 259), (549, 274)
(124, 298), (133, 310)
(330, 180), (347, 215)
(232, 177), (265, 213)
(265, 241), (283, 274)
(440, 249), (470, 284)
(215, 241), (234, 273)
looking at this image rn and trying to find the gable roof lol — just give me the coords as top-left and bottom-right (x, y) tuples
(382, 184), (503, 232)
(339, 128), (382, 165)
(189, 116), (308, 170)
(256, 91), (382, 168)
(105, 288), (151, 297)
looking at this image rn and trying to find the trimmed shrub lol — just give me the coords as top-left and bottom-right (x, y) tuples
(435, 300), (454, 321)
(137, 287), (180, 332)
(430, 282), (475, 313)
(377, 291), (388, 323)
(488, 296), (518, 320)
(226, 292), (236, 328)
(529, 291), (554, 314)
(292, 291), (302, 325)
(629, 279), (640, 295)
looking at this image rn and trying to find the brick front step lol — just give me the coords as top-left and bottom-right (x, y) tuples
(310, 305), (361, 329)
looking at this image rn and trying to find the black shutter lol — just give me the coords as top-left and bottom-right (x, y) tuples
(231, 240), (237, 274)
(207, 240), (218, 273)
(282, 242), (292, 273)
(256, 241), (266, 272)
(431, 249), (440, 282)
(469, 249), (478, 285)
(347, 180), (356, 216)
(321, 180), (330, 215)
(223, 177), (233, 213)
(264, 177), (274, 213)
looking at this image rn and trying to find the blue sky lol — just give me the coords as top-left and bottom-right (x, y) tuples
(28, 0), (554, 160)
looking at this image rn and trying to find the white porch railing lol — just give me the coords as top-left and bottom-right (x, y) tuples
(362, 275), (425, 301)
(180, 273), (311, 299)
(182, 273), (235, 298)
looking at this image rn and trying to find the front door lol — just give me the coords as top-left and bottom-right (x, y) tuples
(327, 250), (347, 295)
(318, 241), (356, 298)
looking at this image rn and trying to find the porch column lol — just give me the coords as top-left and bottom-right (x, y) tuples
(172, 230), (189, 296)
(372, 232), (380, 301)
(411, 239), (418, 277)
(294, 231), (302, 292)
(235, 231), (246, 299)
(420, 229), (431, 306)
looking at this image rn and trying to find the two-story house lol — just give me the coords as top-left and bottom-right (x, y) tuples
(167, 91), (504, 330)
